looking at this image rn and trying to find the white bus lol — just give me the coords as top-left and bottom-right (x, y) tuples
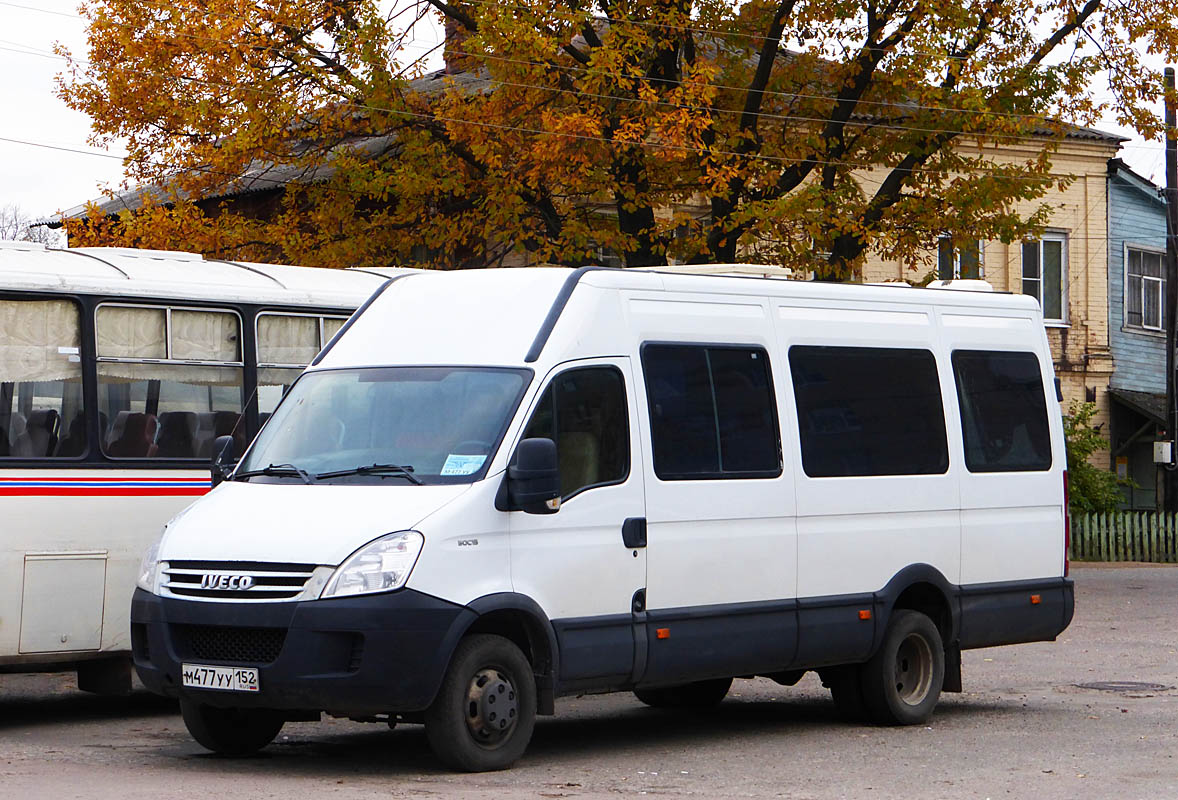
(129, 266), (1073, 770)
(0, 240), (396, 692)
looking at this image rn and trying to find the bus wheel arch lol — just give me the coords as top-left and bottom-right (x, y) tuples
(461, 594), (558, 716)
(879, 565), (958, 647)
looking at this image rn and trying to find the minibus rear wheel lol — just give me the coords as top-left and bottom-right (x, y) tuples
(179, 700), (284, 756)
(424, 634), (537, 772)
(861, 610), (944, 725)
(633, 677), (732, 709)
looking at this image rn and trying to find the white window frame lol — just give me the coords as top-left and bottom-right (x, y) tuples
(1123, 243), (1166, 334)
(1021, 234), (1068, 325)
(936, 237), (985, 280)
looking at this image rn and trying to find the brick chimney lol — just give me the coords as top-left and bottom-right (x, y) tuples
(443, 13), (473, 75)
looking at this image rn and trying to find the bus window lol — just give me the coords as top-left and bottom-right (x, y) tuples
(0, 298), (85, 458)
(256, 313), (350, 416)
(95, 304), (245, 459)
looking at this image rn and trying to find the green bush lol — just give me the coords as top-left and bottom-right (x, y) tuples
(1063, 401), (1125, 514)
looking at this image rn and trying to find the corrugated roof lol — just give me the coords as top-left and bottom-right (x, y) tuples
(1109, 387), (1168, 427)
(40, 60), (1124, 227)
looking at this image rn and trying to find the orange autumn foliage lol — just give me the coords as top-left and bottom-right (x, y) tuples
(58, 0), (1178, 275)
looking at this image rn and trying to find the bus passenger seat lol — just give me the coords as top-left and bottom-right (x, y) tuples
(157, 412), (198, 458)
(56, 414), (88, 457)
(108, 412), (158, 458)
(21, 409), (60, 457)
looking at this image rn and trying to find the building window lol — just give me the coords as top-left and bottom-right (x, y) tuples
(937, 237), (983, 280)
(1022, 235), (1067, 322)
(1126, 247), (1165, 331)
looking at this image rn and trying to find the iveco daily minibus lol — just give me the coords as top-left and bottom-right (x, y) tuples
(130, 266), (1073, 771)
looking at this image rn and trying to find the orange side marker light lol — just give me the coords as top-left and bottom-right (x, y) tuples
(656, 628), (671, 639)
(1030, 594), (1042, 605)
(858, 609), (872, 620)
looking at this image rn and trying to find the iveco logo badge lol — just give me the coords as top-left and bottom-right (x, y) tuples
(200, 574), (255, 590)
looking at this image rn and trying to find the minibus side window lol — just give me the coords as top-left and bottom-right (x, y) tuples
(0, 298), (85, 458)
(641, 344), (781, 480)
(95, 304), (245, 459)
(952, 350), (1051, 472)
(789, 346), (948, 478)
(522, 366), (629, 500)
(256, 313), (350, 416)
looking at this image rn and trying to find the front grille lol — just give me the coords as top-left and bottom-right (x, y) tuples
(171, 624), (287, 665)
(162, 560), (316, 601)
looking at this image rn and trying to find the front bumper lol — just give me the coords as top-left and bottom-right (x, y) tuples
(131, 588), (475, 714)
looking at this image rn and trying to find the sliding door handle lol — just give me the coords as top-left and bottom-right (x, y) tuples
(622, 517), (647, 548)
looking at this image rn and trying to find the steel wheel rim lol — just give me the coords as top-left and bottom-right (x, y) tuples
(894, 633), (934, 706)
(464, 667), (519, 747)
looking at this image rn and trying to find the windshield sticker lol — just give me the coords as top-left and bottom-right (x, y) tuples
(440, 454), (487, 476)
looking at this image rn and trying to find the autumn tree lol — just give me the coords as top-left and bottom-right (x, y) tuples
(59, 0), (1178, 274)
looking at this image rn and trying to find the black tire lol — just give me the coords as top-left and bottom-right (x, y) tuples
(424, 634), (537, 772)
(180, 700), (284, 756)
(861, 610), (944, 725)
(634, 677), (733, 709)
(822, 665), (869, 722)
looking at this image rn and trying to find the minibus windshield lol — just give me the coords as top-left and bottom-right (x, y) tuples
(235, 366), (531, 484)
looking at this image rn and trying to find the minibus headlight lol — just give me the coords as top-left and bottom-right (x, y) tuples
(321, 531), (424, 599)
(136, 538), (162, 594)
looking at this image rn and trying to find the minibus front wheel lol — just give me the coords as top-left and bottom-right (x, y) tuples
(424, 634), (537, 771)
(180, 700), (285, 756)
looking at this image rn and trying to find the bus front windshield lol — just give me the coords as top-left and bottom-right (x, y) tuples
(236, 367), (531, 484)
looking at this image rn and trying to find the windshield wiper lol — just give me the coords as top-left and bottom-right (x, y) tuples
(314, 463), (423, 485)
(233, 463), (314, 484)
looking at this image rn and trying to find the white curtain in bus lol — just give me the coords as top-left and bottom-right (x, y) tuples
(0, 299), (82, 382)
(258, 367), (305, 386)
(172, 309), (240, 362)
(96, 306), (166, 359)
(257, 315), (319, 366)
(97, 362), (243, 387)
(323, 317), (347, 342)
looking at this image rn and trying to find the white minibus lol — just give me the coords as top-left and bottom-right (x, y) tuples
(130, 266), (1072, 771)
(0, 241), (396, 691)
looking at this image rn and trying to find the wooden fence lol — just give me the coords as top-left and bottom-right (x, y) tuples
(1070, 512), (1178, 563)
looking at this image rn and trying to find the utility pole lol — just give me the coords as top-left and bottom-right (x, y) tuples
(1166, 68), (1178, 512)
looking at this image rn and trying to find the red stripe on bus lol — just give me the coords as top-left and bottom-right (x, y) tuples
(0, 488), (210, 496)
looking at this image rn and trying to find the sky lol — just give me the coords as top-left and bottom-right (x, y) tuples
(0, 0), (1171, 225)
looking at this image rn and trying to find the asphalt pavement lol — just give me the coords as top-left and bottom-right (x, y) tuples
(1, 564), (1176, 799)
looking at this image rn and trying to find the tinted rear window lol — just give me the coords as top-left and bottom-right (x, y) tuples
(952, 350), (1051, 472)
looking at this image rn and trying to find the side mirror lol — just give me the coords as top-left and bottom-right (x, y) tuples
(210, 435), (237, 488)
(505, 438), (561, 514)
